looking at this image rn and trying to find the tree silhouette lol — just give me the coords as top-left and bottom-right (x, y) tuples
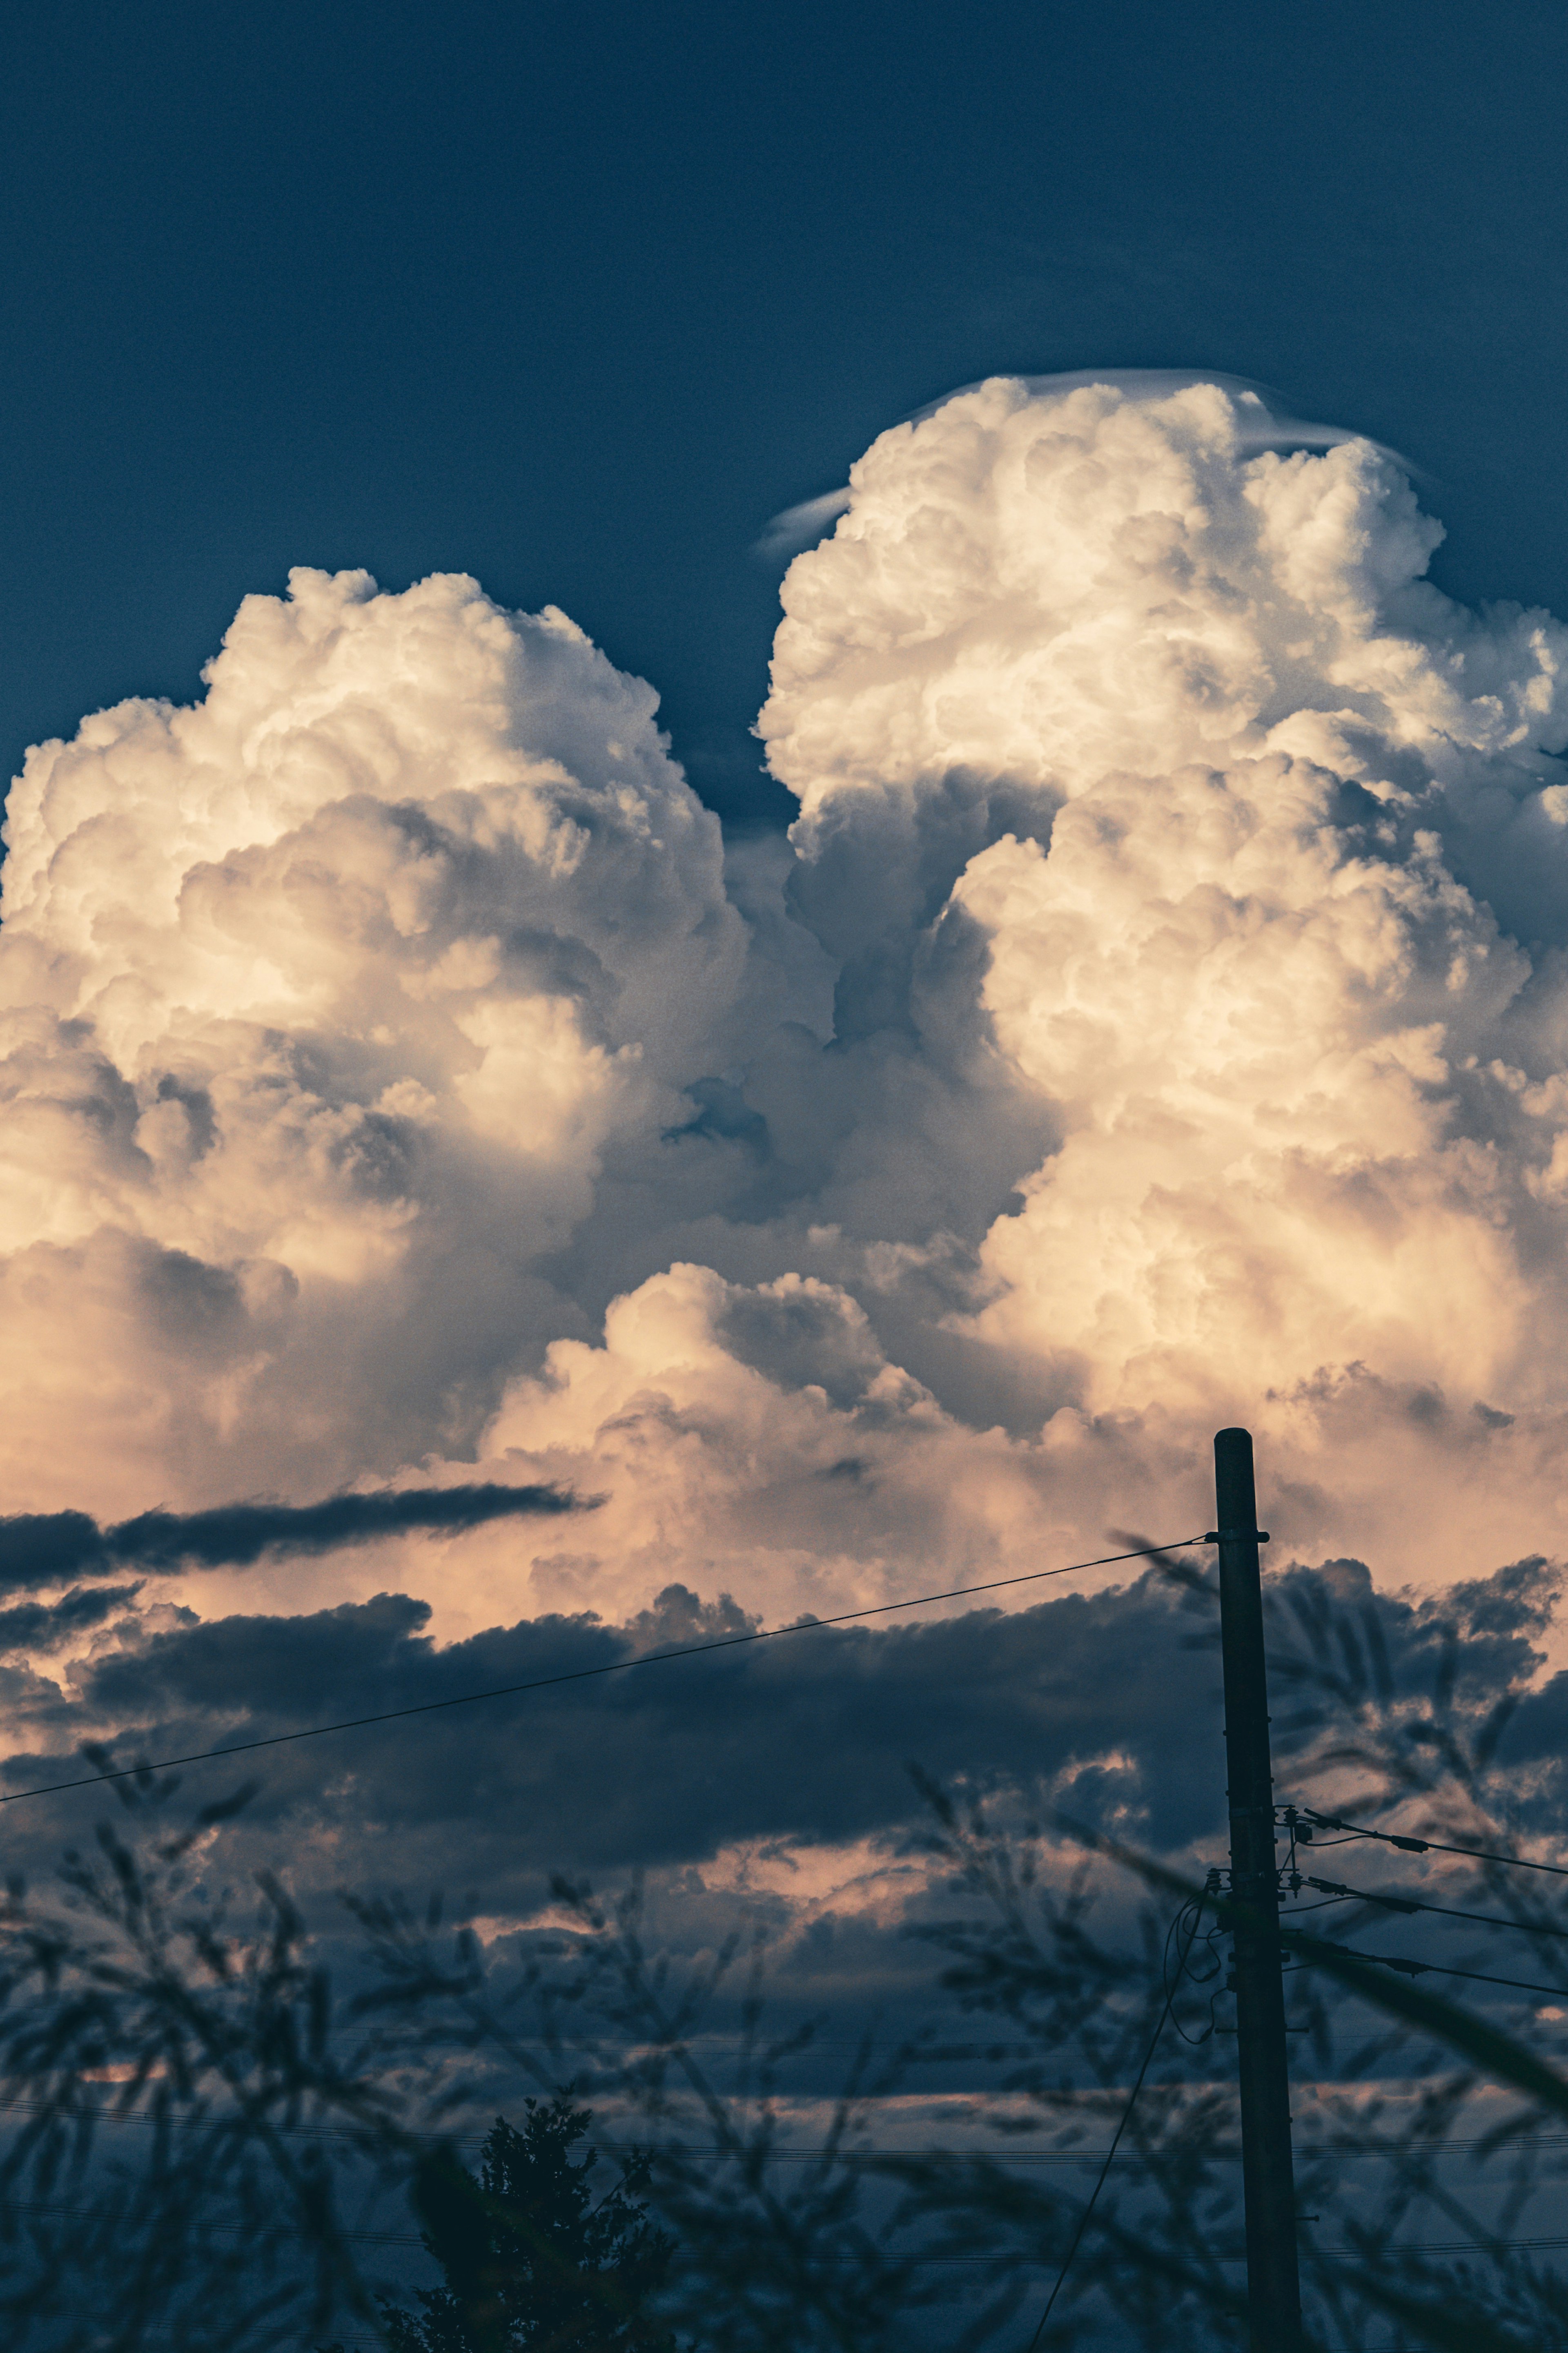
(381, 2094), (676, 2353)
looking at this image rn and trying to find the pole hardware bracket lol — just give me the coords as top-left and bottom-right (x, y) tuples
(1204, 1529), (1270, 1543)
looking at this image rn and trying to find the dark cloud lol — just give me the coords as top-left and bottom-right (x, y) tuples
(6, 1567), (1229, 1892)
(0, 1583), (143, 1654)
(0, 1549), (1554, 2087)
(0, 1511), (104, 1590)
(0, 1554), (1550, 1928)
(1265, 1552), (1559, 1732)
(0, 1484), (590, 1595)
(0, 1597), (1170, 1984)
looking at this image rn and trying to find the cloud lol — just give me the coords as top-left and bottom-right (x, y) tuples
(9, 372), (1568, 1682)
(0, 1483), (586, 1594)
(0, 1583), (144, 1655)
(760, 377), (1560, 841)
(751, 488), (854, 564)
(0, 571), (748, 1514)
(0, 1552), (1548, 1921)
(0, 1568), (1234, 1891)
(13, 391), (1568, 2108)
(753, 373), (1568, 1585)
(904, 370), (1413, 466)
(751, 371), (1402, 565)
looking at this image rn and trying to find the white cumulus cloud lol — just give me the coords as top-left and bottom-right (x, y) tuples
(0, 569), (744, 1513)
(9, 379), (1568, 1644)
(756, 375), (1568, 1587)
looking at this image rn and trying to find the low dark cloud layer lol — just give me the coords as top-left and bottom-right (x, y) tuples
(0, 1485), (588, 1594)
(0, 1571), (1221, 1922)
(61, 1575), (1226, 1873)
(0, 1553), (1550, 1918)
(0, 1546), (1552, 2104)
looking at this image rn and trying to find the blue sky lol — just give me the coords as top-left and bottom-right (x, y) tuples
(7, 0), (1568, 827)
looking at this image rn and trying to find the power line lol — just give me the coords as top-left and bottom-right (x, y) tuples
(1024, 1898), (1204, 2349)
(1299, 1811), (1568, 1882)
(0, 1539), (1203, 1808)
(1304, 1941), (1568, 2005)
(1302, 1875), (1568, 1943)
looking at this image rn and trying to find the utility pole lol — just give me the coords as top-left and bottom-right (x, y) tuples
(1213, 1427), (1302, 2353)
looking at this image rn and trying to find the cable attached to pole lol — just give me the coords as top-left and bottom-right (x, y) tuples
(1297, 1811), (1568, 1881)
(1301, 1874), (1568, 1944)
(1296, 1942), (1568, 2007)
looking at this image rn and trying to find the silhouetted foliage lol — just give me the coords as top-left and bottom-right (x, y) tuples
(380, 2098), (675, 2353)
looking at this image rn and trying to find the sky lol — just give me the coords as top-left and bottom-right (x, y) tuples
(8, 0), (1568, 832)
(7, 0), (1568, 2106)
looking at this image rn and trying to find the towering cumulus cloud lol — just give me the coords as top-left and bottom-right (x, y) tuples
(758, 378), (1568, 1581)
(7, 380), (1568, 1649)
(0, 572), (744, 1513)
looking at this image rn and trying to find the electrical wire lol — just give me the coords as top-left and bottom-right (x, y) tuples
(1299, 1810), (1568, 1881)
(1022, 1898), (1205, 2351)
(0, 1539), (1205, 1808)
(1165, 1891), (1223, 2045)
(1302, 1941), (1568, 2005)
(1303, 1875), (1568, 1943)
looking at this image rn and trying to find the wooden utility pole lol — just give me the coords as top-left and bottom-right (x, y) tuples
(1213, 1427), (1303, 2353)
